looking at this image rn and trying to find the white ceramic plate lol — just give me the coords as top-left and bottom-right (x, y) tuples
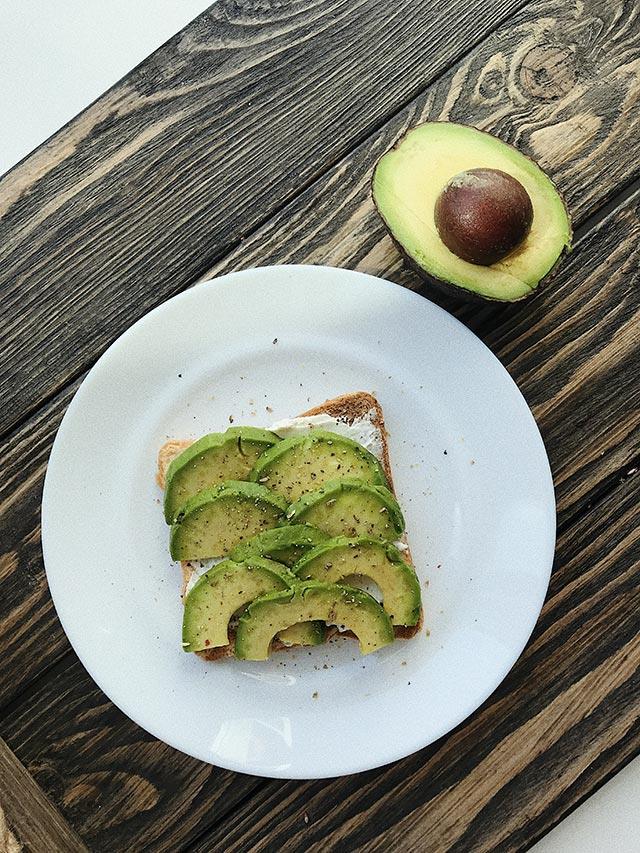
(42, 265), (555, 778)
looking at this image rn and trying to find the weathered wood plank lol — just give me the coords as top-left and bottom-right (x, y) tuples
(1, 188), (636, 713)
(0, 385), (77, 699)
(186, 471), (640, 853)
(2, 463), (637, 852)
(0, 0), (637, 737)
(0, 735), (89, 853)
(206, 0), (640, 273)
(0, 0), (526, 437)
(0, 1), (637, 848)
(0, 657), (263, 853)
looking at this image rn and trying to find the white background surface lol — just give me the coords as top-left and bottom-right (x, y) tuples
(530, 755), (640, 853)
(0, 0), (211, 176)
(2, 0), (638, 845)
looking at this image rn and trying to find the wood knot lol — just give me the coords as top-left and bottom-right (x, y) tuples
(519, 45), (577, 100)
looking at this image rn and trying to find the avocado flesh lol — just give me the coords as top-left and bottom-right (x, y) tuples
(235, 581), (394, 659)
(230, 524), (330, 567)
(250, 430), (387, 502)
(170, 481), (287, 560)
(183, 558), (291, 651)
(294, 537), (421, 626)
(277, 620), (325, 647)
(286, 479), (404, 540)
(164, 427), (279, 523)
(373, 122), (571, 301)
(183, 558), (324, 651)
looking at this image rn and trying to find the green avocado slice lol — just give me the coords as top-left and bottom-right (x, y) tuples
(235, 581), (394, 659)
(277, 620), (325, 647)
(293, 537), (421, 626)
(372, 122), (572, 301)
(164, 427), (279, 523)
(182, 558), (324, 651)
(170, 481), (287, 560)
(286, 478), (404, 540)
(230, 524), (330, 567)
(250, 430), (387, 502)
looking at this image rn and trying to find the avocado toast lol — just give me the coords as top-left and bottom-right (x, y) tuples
(157, 392), (423, 661)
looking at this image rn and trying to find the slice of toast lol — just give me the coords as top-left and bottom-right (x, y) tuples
(157, 392), (422, 660)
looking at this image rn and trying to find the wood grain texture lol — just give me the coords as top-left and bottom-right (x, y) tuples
(206, 0), (640, 275)
(1, 187), (636, 712)
(0, 656), (264, 853)
(0, 0), (526, 438)
(0, 190), (637, 852)
(188, 470), (640, 852)
(0, 384), (77, 703)
(3, 467), (637, 852)
(0, 0), (637, 850)
(0, 735), (88, 853)
(2, 0), (638, 710)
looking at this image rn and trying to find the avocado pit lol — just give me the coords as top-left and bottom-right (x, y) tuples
(434, 168), (534, 266)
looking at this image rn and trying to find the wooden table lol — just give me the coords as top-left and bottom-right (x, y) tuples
(1, 1), (638, 850)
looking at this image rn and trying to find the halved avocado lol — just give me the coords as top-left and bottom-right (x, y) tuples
(164, 427), (279, 523)
(286, 478), (404, 539)
(183, 558), (324, 651)
(372, 122), (572, 301)
(250, 430), (387, 502)
(230, 524), (330, 567)
(235, 581), (394, 659)
(170, 481), (287, 560)
(293, 537), (421, 626)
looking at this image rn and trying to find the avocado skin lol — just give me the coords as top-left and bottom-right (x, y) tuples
(391, 232), (571, 304)
(372, 121), (572, 303)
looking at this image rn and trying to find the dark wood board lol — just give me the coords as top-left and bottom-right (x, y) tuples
(0, 736), (88, 853)
(1, 0), (639, 710)
(1, 170), (637, 715)
(0, 0), (527, 438)
(0, 0), (638, 849)
(186, 471), (640, 852)
(3, 463), (638, 851)
(1, 188), (637, 853)
(0, 661), (261, 853)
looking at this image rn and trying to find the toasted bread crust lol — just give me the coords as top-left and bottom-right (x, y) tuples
(157, 439), (192, 489)
(300, 392), (393, 487)
(157, 392), (423, 658)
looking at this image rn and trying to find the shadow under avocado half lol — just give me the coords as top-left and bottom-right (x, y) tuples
(372, 122), (572, 303)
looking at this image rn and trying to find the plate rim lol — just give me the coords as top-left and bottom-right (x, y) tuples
(41, 264), (556, 778)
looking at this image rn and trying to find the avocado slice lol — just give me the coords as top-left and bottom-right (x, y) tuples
(235, 581), (394, 659)
(170, 481), (287, 560)
(277, 620), (325, 647)
(293, 537), (421, 626)
(372, 122), (572, 301)
(164, 427), (279, 523)
(230, 524), (330, 567)
(183, 558), (324, 651)
(250, 430), (387, 502)
(286, 478), (404, 540)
